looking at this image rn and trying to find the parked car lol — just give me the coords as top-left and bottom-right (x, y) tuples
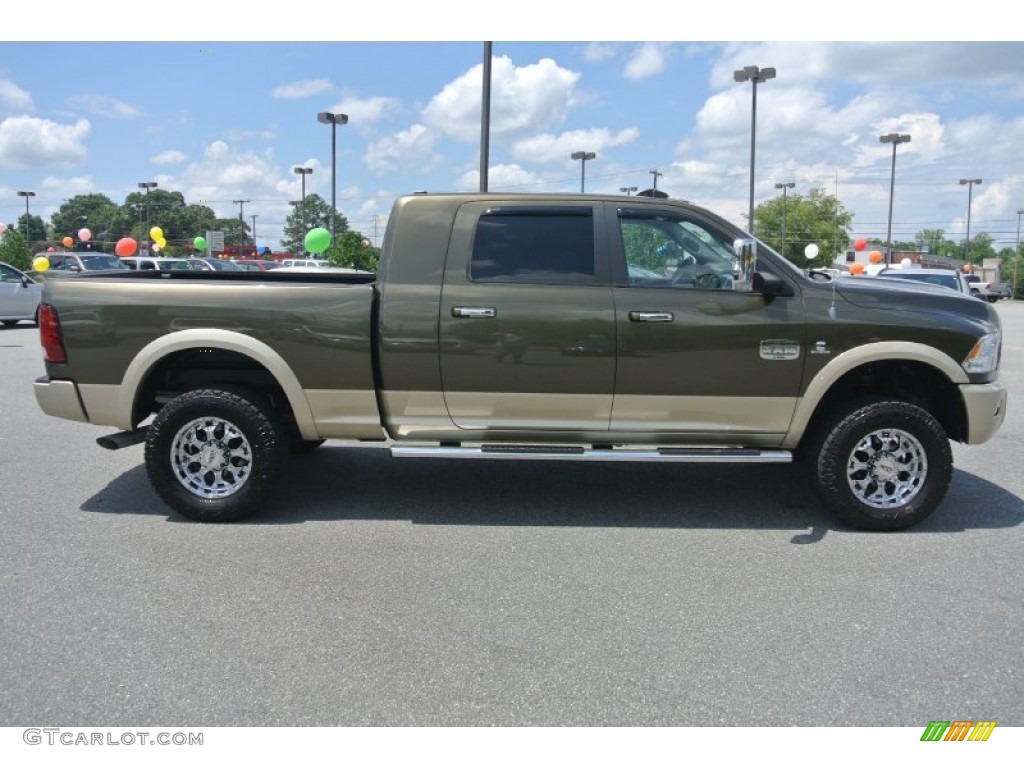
(963, 274), (1010, 302)
(194, 257), (243, 272)
(280, 258), (328, 268)
(0, 261), (42, 325)
(35, 251), (126, 273)
(875, 267), (976, 298)
(232, 259), (280, 271)
(121, 257), (203, 272)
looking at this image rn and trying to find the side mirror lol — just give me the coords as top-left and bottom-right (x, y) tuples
(752, 271), (789, 298)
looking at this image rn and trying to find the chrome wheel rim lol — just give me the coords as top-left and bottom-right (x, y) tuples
(171, 417), (252, 498)
(846, 428), (927, 509)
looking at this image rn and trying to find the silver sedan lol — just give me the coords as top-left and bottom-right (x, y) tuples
(0, 261), (41, 326)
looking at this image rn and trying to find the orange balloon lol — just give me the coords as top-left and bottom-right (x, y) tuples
(962, 264), (972, 273)
(868, 251), (882, 264)
(850, 262), (865, 275)
(62, 236), (73, 247)
(115, 237), (138, 257)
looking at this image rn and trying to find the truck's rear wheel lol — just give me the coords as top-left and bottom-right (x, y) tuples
(809, 399), (952, 531)
(144, 388), (287, 522)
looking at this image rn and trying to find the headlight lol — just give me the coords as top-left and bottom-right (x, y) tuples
(962, 331), (1001, 374)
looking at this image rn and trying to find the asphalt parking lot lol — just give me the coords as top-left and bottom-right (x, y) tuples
(1, 303), (1022, 727)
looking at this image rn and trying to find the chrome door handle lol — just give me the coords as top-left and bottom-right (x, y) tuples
(629, 311), (674, 323)
(452, 306), (497, 319)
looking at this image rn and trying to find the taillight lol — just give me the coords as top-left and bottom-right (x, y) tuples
(39, 303), (67, 364)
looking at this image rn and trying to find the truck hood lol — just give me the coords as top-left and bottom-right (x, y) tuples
(832, 276), (996, 325)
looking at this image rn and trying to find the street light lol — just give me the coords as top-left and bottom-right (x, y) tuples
(959, 178), (982, 262)
(619, 186), (637, 196)
(570, 151), (596, 193)
(317, 111), (348, 243)
(138, 182), (157, 253)
(1014, 207), (1023, 298)
(734, 64), (776, 234)
(293, 167), (313, 243)
(233, 199), (250, 251)
(16, 191), (35, 239)
(774, 182), (795, 258)
(880, 133), (911, 265)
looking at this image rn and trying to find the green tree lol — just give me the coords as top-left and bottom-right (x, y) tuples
(0, 227), (32, 271)
(963, 232), (996, 265)
(914, 229), (961, 259)
(754, 188), (854, 268)
(281, 194), (349, 254)
(15, 214), (47, 251)
(51, 194), (121, 248)
(325, 231), (379, 271)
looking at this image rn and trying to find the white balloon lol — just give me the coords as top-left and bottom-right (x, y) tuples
(900, 257), (912, 268)
(804, 243), (820, 259)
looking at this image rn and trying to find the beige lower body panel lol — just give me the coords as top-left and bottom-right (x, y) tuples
(33, 379), (89, 424)
(961, 382), (1007, 444)
(610, 394), (797, 434)
(304, 389), (385, 440)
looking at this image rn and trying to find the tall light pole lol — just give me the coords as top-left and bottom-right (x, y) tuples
(293, 167), (313, 237)
(571, 151), (596, 193)
(138, 181), (157, 253)
(251, 214), (258, 253)
(233, 199), (250, 252)
(16, 190), (35, 240)
(959, 178), (982, 262)
(620, 186), (637, 196)
(734, 64), (776, 235)
(480, 41), (492, 193)
(1014, 207), (1023, 298)
(880, 133), (911, 265)
(317, 111), (348, 243)
(774, 182), (795, 258)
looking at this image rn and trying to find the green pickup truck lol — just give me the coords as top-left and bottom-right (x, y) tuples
(34, 193), (1007, 530)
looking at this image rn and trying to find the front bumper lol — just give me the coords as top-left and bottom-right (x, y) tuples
(961, 381), (1007, 444)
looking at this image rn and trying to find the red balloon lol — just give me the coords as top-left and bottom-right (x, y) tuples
(853, 238), (867, 252)
(115, 237), (138, 257)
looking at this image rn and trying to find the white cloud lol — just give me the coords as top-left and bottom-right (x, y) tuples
(511, 127), (640, 164)
(583, 43), (617, 62)
(272, 79), (333, 99)
(422, 56), (580, 142)
(456, 164), (546, 192)
(151, 150), (187, 165)
(624, 43), (671, 81)
(364, 124), (440, 174)
(0, 78), (33, 114)
(331, 96), (400, 128)
(68, 95), (141, 119)
(0, 116), (90, 167)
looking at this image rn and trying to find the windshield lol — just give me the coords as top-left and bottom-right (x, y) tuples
(80, 254), (126, 270)
(880, 273), (958, 291)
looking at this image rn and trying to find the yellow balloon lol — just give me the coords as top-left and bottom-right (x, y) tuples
(33, 256), (50, 272)
(157, 237), (167, 249)
(150, 226), (164, 240)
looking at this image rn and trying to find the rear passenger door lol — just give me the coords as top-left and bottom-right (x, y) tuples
(439, 201), (616, 432)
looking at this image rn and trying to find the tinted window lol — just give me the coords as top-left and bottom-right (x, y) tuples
(470, 209), (595, 284)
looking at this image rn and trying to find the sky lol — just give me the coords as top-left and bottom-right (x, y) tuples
(1, 4), (1022, 257)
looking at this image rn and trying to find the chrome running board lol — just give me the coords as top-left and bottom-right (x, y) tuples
(390, 444), (792, 463)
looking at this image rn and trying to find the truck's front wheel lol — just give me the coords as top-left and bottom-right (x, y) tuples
(144, 388), (287, 522)
(810, 399), (952, 531)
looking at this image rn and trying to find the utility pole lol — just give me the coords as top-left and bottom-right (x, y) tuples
(650, 169), (663, 193)
(233, 199), (250, 251)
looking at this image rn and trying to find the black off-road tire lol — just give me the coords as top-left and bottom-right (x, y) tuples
(144, 388), (288, 522)
(808, 398), (952, 531)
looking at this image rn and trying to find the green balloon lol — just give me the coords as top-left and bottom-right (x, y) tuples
(193, 236), (207, 251)
(304, 227), (331, 254)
